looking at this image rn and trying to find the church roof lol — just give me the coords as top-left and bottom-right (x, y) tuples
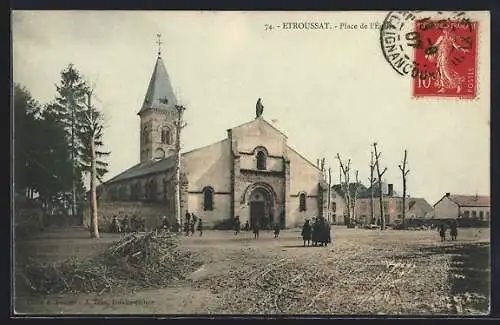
(105, 155), (176, 185)
(138, 56), (178, 115)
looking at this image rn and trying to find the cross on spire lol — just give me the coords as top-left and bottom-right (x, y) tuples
(156, 33), (163, 57)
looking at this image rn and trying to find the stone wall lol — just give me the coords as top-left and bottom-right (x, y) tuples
(83, 200), (173, 231)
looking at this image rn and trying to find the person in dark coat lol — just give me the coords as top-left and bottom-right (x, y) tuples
(311, 217), (319, 246)
(252, 222), (260, 239)
(234, 216), (241, 235)
(110, 215), (121, 233)
(121, 216), (129, 233)
(301, 219), (312, 247)
(161, 216), (169, 230)
(439, 224), (446, 242)
(190, 219), (196, 236)
(243, 220), (250, 231)
(197, 218), (203, 236)
(273, 224), (280, 238)
(450, 220), (458, 241)
(321, 217), (332, 246)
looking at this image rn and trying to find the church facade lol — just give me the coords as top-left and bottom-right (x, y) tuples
(84, 52), (328, 229)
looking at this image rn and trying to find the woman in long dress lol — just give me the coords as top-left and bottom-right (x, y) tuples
(425, 28), (470, 93)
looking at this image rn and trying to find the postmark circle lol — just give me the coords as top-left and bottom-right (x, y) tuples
(380, 11), (474, 79)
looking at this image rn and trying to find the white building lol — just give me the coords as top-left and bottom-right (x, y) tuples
(433, 193), (490, 221)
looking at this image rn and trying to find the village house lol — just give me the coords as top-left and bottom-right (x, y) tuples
(84, 47), (328, 230)
(433, 193), (490, 222)
(330, 182), (433, 226)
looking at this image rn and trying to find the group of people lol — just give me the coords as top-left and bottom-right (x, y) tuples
(232, 216), (281, 239)
(438, 220), (459, 242)
(183, 211), (203, 236)
(301, 216), (332, 247)
(109, 215), (146, 233)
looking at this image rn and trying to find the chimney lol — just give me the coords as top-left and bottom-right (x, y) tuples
(446, 192), (450, 197)
(388, 184), (394, 197)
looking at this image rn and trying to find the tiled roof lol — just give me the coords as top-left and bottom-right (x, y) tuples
(449, 194), (490, 207)
(408, 198), (434, 213)
(105, 155), (176, 184)
(332, 183), (369, 198)
(138, 56), (178, 114)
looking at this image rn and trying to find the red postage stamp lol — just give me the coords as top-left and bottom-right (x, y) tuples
(412, 20), (478, 99)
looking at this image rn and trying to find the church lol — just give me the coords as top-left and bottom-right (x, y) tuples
(84, 47), (328, 230)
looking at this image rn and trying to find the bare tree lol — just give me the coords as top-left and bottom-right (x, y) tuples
(398, 149), (410, 229)
(327, 167), (332, 223)
(336, 153), (352, 227)
(351, 170), (361, 225)
(373, 142), (387, 230)
(368, 151), (377, 225)
(174, 105), (187, 231)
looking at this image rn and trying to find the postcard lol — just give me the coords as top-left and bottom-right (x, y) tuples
(12, 10), (490, 316)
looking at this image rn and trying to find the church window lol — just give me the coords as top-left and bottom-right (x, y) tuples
(299, 193), (307, 211)
(256, 150), (267, 170)
(203, 187), (214, 211)
(161, 127), (171, 145)
(142, 127), (149, 144)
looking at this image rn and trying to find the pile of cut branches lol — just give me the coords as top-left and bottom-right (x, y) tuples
(16, 230), (202, 295)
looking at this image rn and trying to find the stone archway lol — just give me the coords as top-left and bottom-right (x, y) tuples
(245, 183), (276, 230)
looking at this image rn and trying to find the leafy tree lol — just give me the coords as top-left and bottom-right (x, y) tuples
(13, 84), (73, 210)
(46, 64), (111, 217)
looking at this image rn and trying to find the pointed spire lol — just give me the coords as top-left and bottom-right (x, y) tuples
(138, 35), (178, 115)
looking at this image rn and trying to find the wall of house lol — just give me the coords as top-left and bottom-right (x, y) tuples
(434, 196), (460, 219)
(458, 206), (491, 221)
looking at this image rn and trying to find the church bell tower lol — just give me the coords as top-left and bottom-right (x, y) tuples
(138, 33), (179, 162)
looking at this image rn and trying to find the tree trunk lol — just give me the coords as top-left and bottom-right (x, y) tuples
(399, 149), (409, 230)
(327, 168), (331, 223)
(373, 143), (386, 230)
(90, 135), (100, 239)
(402, 179), (406, 229)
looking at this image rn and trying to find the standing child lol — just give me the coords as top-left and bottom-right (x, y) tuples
(234, 216), (241, 235)
(190, 219), (196, 236)
(439, 224), (446, 242)
(197, 218), (203, 237)
(273, 224), (280, 238)
(450, 220), (458, 241)
(253, 223), (260, 239)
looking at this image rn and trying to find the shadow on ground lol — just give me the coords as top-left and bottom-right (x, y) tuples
(417, 242), (490, 313)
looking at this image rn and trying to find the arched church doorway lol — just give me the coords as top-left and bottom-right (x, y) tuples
(249, 187), (274, 230)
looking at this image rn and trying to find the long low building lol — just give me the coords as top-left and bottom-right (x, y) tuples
(433, 193), (490, 221)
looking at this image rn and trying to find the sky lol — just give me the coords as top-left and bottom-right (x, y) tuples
(12, 11), (490, 205)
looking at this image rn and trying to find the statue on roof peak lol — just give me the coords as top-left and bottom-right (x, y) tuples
(256, 98), (264, 118)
